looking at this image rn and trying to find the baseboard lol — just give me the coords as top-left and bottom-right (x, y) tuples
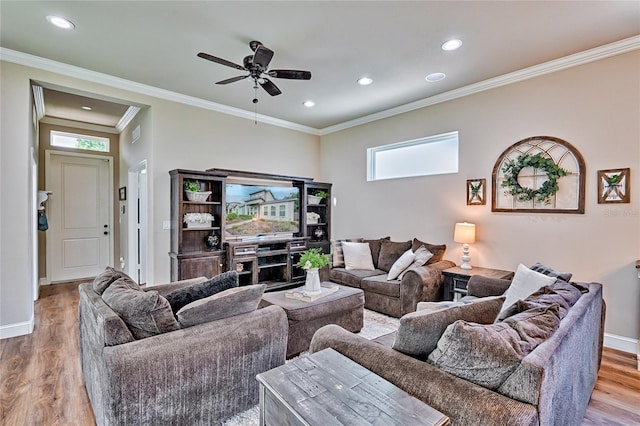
(603, 332), (638, 354)
(0, 316), (34, 339)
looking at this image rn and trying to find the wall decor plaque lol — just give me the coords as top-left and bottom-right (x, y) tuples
(597, 168), (630, 204)
(492, 136), (585, 214)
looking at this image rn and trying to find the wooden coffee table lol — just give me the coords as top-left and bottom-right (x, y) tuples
(256, 348), (449, 426)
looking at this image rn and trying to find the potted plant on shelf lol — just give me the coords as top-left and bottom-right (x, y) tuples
(297, 248), (330, 295)
(307, 190), (328, 205)
(184, 180), (212, 202)
(183, 212), (214, 229)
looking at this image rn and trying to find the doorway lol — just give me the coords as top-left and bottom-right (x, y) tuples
(45, 151), (114, 282)
(128, 161), (148, 285)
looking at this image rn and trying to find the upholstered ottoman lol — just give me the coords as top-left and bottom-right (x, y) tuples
(259, 283), (364, 358)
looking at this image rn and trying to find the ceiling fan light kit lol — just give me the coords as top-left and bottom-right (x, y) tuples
(197, 40), (311, 102)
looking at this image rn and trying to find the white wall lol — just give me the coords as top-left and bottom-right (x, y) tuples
(320, 51), (640, 343)
(0, 61), (35, 337)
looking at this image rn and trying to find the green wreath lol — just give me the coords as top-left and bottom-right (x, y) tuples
(501, 153), (568, 204)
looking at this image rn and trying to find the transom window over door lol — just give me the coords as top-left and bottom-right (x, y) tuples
(50, 130), (110, 152)
(367, 131), (459, 181)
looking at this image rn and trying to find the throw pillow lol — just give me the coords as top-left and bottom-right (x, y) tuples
(529, 262), (573, 282)
(177, 284), (266, 327)
(427, 320), (529, 389)
(93, 266), (138, 295)
(411, 238), (446, 264)
(331, 238), (364, 268)
(398, 246), (434, 280)
(387, 249), (416, 280)
(392, 296), (506, 360)
(497, 286), (570, 321)
(500, 264), (556, 315)
(363, 236), (390, 269)
(341, 242), (375, 271)
(377, 240), (412, 272)
(550, 279), (585, 305)
(102, 278), (180, 339)
(164, 270), (239, 314)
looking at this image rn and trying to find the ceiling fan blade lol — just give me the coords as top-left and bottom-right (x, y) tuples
(197, 52), (246, 71)
(259, 78), (282, 96)
(268, 69), (312, 80)
(216, 75), (249, 85)
(253, 45), (274, 69)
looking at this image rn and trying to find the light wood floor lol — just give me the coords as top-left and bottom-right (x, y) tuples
(1, 281), (639, 425)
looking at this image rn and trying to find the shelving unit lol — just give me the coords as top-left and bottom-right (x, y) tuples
(302, 182), (332, 254)
(226, 237), (308, 291)
(169, 169), (226, 281)
(169, 168), (332, 286)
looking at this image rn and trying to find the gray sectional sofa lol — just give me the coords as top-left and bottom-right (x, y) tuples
(78, 272), (288, 426)
(310, 275), (605, 425)
(329, 237), (455, 317)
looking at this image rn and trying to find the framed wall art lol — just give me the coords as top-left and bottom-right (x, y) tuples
(597, 168), (630, 204)
(466, 179), (486, 205)
(492, 136), (585, 214)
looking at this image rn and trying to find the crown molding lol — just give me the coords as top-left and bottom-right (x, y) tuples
(31, 84), (45, 120)
(116, 106), (141, 132)
(2, 35), (638, 137)
(0, 48), (321, 136)
(40, 116), (120, 134)
(319, 35), (640, 135)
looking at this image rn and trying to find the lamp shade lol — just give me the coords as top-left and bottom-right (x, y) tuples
(454, 222), (476, 244)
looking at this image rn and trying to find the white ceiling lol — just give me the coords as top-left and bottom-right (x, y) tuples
(1, 1), (639, 131)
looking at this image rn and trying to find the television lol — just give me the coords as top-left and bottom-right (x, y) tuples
(225, 179), (300, 241)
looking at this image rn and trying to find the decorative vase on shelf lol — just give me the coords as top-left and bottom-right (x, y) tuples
(304, 267), (322, 295)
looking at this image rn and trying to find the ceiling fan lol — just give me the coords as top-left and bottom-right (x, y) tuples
(197, 40), (311, 102)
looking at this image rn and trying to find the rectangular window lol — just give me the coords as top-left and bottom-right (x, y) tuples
(367, 131), (458, 181)
(50, 130), (109, 152)
(279, 205), (286, 217)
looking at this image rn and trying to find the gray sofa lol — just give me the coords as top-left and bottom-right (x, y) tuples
(78, 278), (288, 426)
(310, 275), (605, 425)
(329, 237), (455, 317)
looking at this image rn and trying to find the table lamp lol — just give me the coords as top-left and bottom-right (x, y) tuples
(454, 222), (476, 270)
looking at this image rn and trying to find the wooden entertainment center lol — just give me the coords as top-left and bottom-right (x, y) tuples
(169, 168), (331, 291)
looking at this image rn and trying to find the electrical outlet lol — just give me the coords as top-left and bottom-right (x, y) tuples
(163, 220), (170, 230)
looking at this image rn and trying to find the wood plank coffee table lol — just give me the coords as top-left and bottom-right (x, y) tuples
(256, 347), (449, 426)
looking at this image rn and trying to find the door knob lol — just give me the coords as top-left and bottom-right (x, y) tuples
(104, 224), (108, 228)
(104, 231), (109, 235)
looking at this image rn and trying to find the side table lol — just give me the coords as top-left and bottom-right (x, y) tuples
(442, 266), (514, 301)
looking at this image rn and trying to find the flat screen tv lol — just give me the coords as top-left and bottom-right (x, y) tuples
(225, 180), (300, 241)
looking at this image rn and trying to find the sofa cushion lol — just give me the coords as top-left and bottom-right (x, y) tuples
(411, 238), (446, 264)
(550, 279), (585, 305)
(176, 284), (266, 327)
(164, 270), (238, 314)
(93, 266), (138, 295)
(530, 262), (573, 282)
(329, 268), (385, 288)
(498, 286), (570, 321)
(102, 278), (180, 339)
(361, 274), (401, 297)
(392, 296), (505, 360)
(331, 238), (364, 268)
(398, 246), (434, 280)
(342, 242), (375, 271)
(500, 264), (556, 315)
(363, 237), (390, 269)
(428, 303), (561, 389)
(378, 240), (412, 272)
(387, 249), (416, 280)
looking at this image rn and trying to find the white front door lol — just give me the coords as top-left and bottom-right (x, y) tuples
(46, 152), (112, 282)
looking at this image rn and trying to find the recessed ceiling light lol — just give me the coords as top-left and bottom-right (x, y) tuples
(425, 73), (446, 82)
(303, 100), (315, 108)
(441, 39), (462, 51)
(81, 106), (92, 111)
(357, 77), (373, 86)
(46, 15), (75, 30)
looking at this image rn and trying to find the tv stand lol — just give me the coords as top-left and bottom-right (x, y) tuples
(226, 237), (309, 291)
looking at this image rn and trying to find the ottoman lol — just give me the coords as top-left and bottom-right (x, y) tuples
(259, 283), (364, 358)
